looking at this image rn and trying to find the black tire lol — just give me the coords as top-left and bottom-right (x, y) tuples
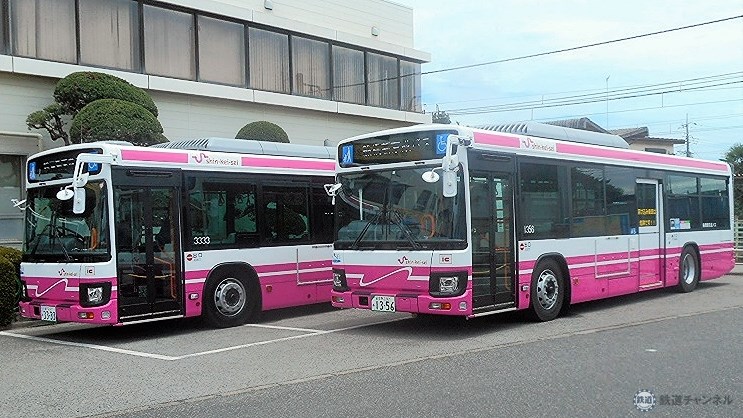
(529, 259), (565, 322)
(203, 269), (259, 328)
(676, 247), (699, 293)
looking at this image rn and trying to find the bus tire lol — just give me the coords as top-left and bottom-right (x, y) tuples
(677, 247), (699, 293)
(529, 259), (564, 321)
(203, 270), (258, 328)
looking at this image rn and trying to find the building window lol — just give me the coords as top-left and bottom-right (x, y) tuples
(291, 36), (330, 99)
(79, 0), (140, 71)
(10, 0), (76, 63)
(367, 52), (399, 109)
(0, 2), (7, 55)
(249, 27), (289, 94)
(143, 5), (195, 80)
(332, 45), (365, 104)
(198, 16), (245, 86)
(400, 60), (421, 112)
(644, 147), (667, 154)
(0, 155), (23, 245)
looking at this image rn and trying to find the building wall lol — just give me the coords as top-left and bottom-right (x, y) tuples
(158, 0), (417, 51)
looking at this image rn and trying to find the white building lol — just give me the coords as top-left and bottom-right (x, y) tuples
(0, 0), (431, 247)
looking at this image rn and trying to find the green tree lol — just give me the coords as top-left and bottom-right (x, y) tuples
(431, 107), (452, 124)
(236, 121), (290, 143)
(723, 143), (743, 220)
(27, 71), (161, 145)
(70, 99), (166, 146)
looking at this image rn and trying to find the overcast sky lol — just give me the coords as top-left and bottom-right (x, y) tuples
(397, 0), (743, 161)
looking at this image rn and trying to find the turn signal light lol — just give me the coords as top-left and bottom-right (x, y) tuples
(78, 312), (94, 319)
(429, 302), (451, 310)
(332, 296), (345, 303)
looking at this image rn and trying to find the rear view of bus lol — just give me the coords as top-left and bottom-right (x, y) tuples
(330, 127), (474, 316)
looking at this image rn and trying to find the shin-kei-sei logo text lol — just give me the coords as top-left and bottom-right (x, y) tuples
(398, 256), (428, 266)
(191, 152), (239, 166)
(520, 136), (556, 152)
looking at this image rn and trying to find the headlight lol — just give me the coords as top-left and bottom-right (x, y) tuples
(332, 269), (348, 291)
(439, 276), (459, 294)
(79, 282), (111, 307)
(87, 287), (104, 304)
(429, 271), (467, 297)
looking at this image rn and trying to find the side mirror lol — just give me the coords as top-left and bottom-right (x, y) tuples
(73, 187), (86, 214)
(442, 171), (457, 197)
(421, 170), (440, 183)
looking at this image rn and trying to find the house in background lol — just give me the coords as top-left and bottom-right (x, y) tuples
(607, 127), (686, 155)
(0, 0), (431, 248)
(546, 117), (684, 155)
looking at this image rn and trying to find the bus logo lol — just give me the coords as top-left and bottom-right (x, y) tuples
(435, 134), (448, 155)
(341, 145), (354, 165)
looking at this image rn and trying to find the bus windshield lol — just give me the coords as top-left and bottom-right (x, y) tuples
(335, 166), (467, 250)
(24, 181), (110, 262)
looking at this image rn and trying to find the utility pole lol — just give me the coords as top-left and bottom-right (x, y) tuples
(681, 114), (697, 157)
(685, 114), (690, 157)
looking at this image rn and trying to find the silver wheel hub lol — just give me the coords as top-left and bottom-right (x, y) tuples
(214, 278), (246, 317)
(536, 269), (559, 310)
(682, 254), (696, 285)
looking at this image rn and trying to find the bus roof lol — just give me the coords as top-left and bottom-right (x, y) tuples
(151, 137), (335, 160)
(477, 121), (629, 149)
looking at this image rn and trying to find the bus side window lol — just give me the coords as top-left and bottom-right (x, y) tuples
(263, 186), (309, 244)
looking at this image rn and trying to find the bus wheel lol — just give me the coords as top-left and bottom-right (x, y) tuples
(530, 259), (564, 321)
(203, 271), (256, 328)
(677, 247), (699, 293)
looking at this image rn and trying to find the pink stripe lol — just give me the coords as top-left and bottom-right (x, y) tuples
(242, 156), (334, 171)
(474, 131), (521, 148)
(556, 142), (728, 172)
(121, 149), (189, 163)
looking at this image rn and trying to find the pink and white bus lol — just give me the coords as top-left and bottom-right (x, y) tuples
(18, 138), (335, 327)
(328, 123), (735, 320)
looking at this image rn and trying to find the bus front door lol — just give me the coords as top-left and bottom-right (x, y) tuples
(470, 161), (516, 311)
(113, 169), (182, 322)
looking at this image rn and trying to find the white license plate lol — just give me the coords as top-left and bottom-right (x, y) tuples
(370, 295), (395, 312)
(40, 305), (57, 322)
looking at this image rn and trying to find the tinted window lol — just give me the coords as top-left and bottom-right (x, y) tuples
(519, 162), (568, 239)
(571, 166), (605, 237)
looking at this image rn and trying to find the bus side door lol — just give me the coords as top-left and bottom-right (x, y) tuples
(113, 168), (183, 322)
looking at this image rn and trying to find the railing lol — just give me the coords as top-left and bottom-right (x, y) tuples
(735, 219), (743, 263)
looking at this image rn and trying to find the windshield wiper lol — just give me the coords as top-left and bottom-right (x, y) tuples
(388, 209), (421, 250)
(351, 208), (383, 250)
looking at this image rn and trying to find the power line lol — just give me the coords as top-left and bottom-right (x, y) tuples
(443, 72), (743, 114)
(421, 15), (743, 76)
(447, 80), (743, 115)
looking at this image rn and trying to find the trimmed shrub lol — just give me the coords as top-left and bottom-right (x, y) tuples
(69, 99), (167, 146)
(54, 71), (158, 117)
(0, 256), (16, 327)
(236, 121), (290, 143)
(0, 246), (21, 276)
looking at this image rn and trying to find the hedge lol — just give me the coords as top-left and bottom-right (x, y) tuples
(54, 71), (158, 117)
(236, 121), (290, 143)
(0, 247), (20, 327)
(69, 99), (167, 146)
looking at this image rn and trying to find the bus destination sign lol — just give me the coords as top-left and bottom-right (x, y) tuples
(339, 130), (456, 167)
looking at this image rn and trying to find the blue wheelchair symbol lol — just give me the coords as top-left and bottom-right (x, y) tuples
(435, 134), (448, 155)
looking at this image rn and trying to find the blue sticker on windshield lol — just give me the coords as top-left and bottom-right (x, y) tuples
(87, 162), (100, 172)
(341, 144), (354, 165)
(435, 133), (448, 155)
(28, 162), (36, 180)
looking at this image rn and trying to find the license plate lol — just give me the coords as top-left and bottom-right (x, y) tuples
(370, 295), (395, 312)
(40, 305), (57, 322)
